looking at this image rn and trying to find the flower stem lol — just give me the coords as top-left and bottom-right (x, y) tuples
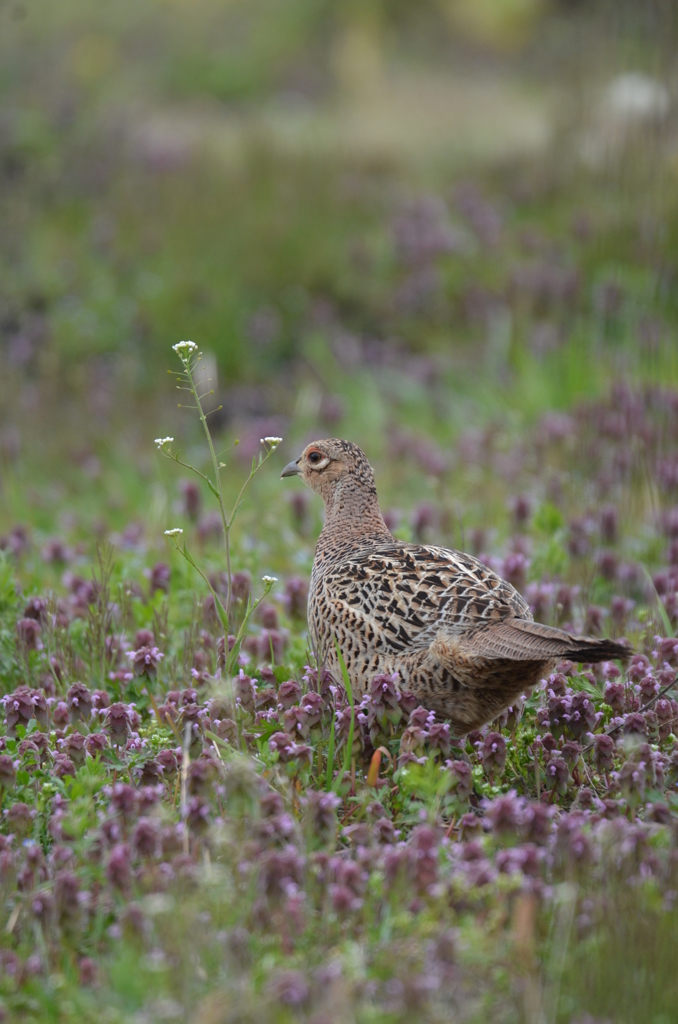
(184, 358), (233, 625)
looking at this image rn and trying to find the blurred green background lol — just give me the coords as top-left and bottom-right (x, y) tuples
(1, 0), (678, 529)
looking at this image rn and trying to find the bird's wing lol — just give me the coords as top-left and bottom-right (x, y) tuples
(314, 541), (531, 656)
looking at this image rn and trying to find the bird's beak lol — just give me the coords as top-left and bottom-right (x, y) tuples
(281, 459), (302, 479)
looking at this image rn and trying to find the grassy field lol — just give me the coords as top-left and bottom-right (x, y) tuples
(3, 2), (678, 1021)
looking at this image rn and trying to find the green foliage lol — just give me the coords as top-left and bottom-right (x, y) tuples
(533, 502), (564, 538)
(530, 534), (568, 581)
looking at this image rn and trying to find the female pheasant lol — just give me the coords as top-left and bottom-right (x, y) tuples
(282, 439), (629, 734)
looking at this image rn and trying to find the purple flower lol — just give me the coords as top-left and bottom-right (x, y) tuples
(485, 792), (522, 836)
(149, 562), (170, 594)
(304, 790), (340, 843)
(501, 553), (528, 591)
(16, 618), (41, 650)
(186, 796), (211, 834)
(409, 825), (440, 894)
(554, 818), (591, 871)
(288, 491), (310, 533)
(128, 645), (164, 678)
(446, 760), (473, 802)
(655, 636), (678, 667)
(105, 703), (132, 744)
(374, 817), (399, 844)
(188, 756), (218, 796)
(235, 671), (256, 713)
(269, 970), (309, 1007)
(62, 732), (87, 767)
(545, 756), (570, 796)
(0, 756), (16, 790)
(623, 713), (647, 737)
(567, 692), (600, 739)
(371, 673), (401, 714)
(106, 843), (132, 890)
(3, 688), (44, 734)
(604, 682), (626, 714)
(156, 749), (178, 780)
(277, 680), (302, 710)
(594, 733), (616, 771)
(179, 479), (202, 520)
(329, 883), (363, 914)
(522, 802), (557, 843)
(255, 602), (279, 630)
(620, 749), (655, 806)
(178, 702), (204, 738)
(53, 754), (76, 779)
(511, 494), (532, 529)
(481, 732), (506, 773)
(55, 871), (80, 922)
(7, 801), (35, 837)
(111, 783), (137, 819)
(283, 576), (309, 620)
(399, 724), (427, 761)
(627, 654), (651, 682)
(79, 958), (98, 987)
(655, 698), (675, 742)
(269, 732), (312, 767)
(67, 683), (93, 723)
(42, 538), (70, 564)
(526, 583), (553, 622)
(23, 596), (48, 623)
(427, 722), (451, 756)
(259, 849), (305, 902)
(411, 503), (438, 542)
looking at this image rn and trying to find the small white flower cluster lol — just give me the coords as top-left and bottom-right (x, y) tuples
(260, 436), (283, 449)
(172, 340), (199, 359)
(154, 436), (174, 449)
(164, 528), (184, 537)
(261, 575), (278, 584)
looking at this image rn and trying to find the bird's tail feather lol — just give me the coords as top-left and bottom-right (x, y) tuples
(465, 618), (632, 663)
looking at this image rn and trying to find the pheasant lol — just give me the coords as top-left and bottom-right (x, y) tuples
(282, 439), (630, 735)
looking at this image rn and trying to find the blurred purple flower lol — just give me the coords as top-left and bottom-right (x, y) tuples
(128, 645), (164, 678)
(106, 843), (131, 890)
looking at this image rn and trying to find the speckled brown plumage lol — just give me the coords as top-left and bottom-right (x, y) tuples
(282, 439), (630, 735)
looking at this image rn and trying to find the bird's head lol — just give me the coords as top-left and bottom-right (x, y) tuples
(281, 439), (377, 502)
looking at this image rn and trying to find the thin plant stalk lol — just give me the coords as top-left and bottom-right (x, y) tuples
(332, 640), (355, 794)
(157, 339), (282, 647)
(164, 532), (276, 676)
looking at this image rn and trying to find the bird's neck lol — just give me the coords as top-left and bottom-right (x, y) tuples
(316, 480), (392, 563)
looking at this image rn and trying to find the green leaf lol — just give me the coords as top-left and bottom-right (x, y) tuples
(530, 535), (568, 580)
(533, 501), (564, 536)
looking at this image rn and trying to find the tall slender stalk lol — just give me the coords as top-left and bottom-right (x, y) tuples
(156, 339), (282, 657)
(190, 363), (233, 616)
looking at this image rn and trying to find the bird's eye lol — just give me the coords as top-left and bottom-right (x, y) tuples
(307, 450), (322, 465)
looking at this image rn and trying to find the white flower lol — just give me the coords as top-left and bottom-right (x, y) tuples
(260, 436), (283, 448)
(172, 340), (199, 358)
(154, 436), (174, 449)
(164, 528), (184, 537)
(261, 575), (278, 584)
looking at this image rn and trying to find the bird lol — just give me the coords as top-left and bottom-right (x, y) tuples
(282, 438), (630, 735)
